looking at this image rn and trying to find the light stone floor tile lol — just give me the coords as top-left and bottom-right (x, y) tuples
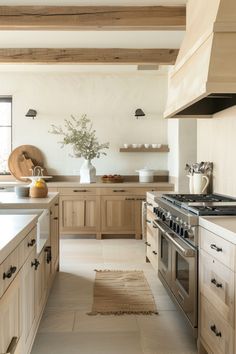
(73, 311), (139, 332)
(31, 238), (197, 354)
(31, 332), (144, 354)
(38, 310), (75, 333)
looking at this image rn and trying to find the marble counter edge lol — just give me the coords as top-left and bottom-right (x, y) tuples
(199, 216), (236, 245)
(0, 192), (59, 209)
(0, 214), (38, 264)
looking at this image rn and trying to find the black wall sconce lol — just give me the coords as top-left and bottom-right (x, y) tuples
(25, 109), (37, 119)
(135, 108), (145, 119)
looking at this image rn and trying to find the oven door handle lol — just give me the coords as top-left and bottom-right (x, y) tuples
(154, 221), (195, 257)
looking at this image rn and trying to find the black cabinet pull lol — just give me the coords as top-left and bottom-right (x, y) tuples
(55, 203), (59, 206)
(136, 198), (145, 201)
(45, 246), (52, 264)
(152, 251), (157, 255)
(113, 189), (125, 192)
(54, 217), (59, 220)
(73, 189), (87, 192)
(147, 202), (153, 207)
(27, 239), (36, 247)
(31, 259), (40, 270)
(210, 244), (222, 252)
(211, 278), (223, 288)
(145, 242), (151, 247)
(125, 198), (135, 201)
(210, 324), (222, 337)
(3, 266), (17, 280)
(6, 336), (18, 354)
(153, 225), (158, 229)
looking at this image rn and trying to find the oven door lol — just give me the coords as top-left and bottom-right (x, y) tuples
(158, 226), (172, 287)
(171, 239), (197, 327)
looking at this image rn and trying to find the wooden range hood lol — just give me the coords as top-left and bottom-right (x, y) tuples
(164, 0), (236, 118)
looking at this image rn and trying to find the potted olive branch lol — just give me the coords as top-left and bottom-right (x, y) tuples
(49, 114), (109, 183)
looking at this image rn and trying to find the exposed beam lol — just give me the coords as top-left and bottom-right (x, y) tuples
(0, 48), (179, 65)
(0, 48), (178, 65)
(0, 6), (186, 31)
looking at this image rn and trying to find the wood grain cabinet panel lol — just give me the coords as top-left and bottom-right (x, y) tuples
(200, 295), (234, 354)
(0, 273), (21, 354)
(60, 196), (99, 234)
(200, 249), (235, 327)
(101, 196), (136, 232)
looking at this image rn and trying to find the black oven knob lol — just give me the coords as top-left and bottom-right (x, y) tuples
(153, 207), (158, 214)
(173, 222), (176, 231)
(184, 230), (189, 238)
(180, 227), (184, 236)
(169, 219), (173, 228)
(176, 224), (180, 234)
(162, 214), (166, 221)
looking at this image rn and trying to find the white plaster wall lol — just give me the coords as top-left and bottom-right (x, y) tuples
(0, 71), (168, 175)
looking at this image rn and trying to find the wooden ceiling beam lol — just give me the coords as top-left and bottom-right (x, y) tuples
(0, 6), (186, 30)
(0, 48), (179, 65)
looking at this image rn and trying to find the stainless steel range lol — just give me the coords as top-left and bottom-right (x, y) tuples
(152, 193), (236, 335)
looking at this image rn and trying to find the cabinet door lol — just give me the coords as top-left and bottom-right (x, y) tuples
(0, 273), (21, 354)
(60, 196), (98, 233)
(21, 250), (36, 350)
(101, 196), (136, 233)
(50, 201), (59, 274)
(35, 251), (46, 320)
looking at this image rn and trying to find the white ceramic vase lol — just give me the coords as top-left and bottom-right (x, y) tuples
(80, 159), (96, 184)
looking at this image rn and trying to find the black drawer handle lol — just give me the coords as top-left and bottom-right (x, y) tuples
(45, 246), (52, 264)
(6, 336), (19, 354)
(3, 266), (17, 280)
(125, 198), (135, 201)
(31, 259), (40, 270)
(153, 225), (158, 229)
(152, 251), (157, 255)
(55, 203), (59, 206)
(145, 242), (151, 247)
(54, 217), (59, 220)
(210, 324), (222, 337)
(73, 189), (88, 192)
(27, 239), (36, 247)
(113, 190), (126, 192)
(211, 278), (223, 288)
(147, 202), (153, 207)
(210, 244), (223, 252)
(146, 220), (151, 224)
(136, 198), (146, 201)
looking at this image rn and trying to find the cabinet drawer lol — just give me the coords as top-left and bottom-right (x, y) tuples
(199, 227), (235, 270)
(58, 187), (97, 195)
(200, 295), (234, 354)
(146, 226), (158, 271)
(100, 187), (157, 196)
(200, 249), (234, 326)
(146, 209), (156, 223)
(18, 226), (37, 267)
(0, 247), (19, 298)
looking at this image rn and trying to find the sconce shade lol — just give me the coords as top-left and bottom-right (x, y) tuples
(135, 108), (145, 118)
(26, 109), (37, 118)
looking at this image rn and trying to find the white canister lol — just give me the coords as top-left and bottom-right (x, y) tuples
(136, 167), (155, 183)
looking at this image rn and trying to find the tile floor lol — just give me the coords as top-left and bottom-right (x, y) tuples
(31, 238), (198, 354)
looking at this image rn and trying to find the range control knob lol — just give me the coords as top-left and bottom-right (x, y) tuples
(184, 230), (189, 239)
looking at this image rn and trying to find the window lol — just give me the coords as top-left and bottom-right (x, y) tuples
(0, 97), (12, 174)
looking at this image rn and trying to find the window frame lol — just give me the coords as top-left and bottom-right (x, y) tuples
(0, 96), (12, 175)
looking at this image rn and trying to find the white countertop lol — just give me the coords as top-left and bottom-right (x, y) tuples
(200, 216), (236, 244)
(0, 214), (38, 263)
(0, 192), (59, 209)
(47, 181), (174, 188)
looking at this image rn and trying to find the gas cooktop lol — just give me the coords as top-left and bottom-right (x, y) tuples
(161, 194), (236, 216)
(162, 193), (236, 207)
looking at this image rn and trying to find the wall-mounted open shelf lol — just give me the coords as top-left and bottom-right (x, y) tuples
(119, 145), (169, 153)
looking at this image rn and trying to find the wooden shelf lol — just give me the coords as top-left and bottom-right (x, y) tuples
(119, 145), (169, 153)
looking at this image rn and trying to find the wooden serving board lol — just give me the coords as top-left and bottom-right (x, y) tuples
(8, 145), (47, 182)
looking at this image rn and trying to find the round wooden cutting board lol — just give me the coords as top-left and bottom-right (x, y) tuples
(8, 145), (46, 182)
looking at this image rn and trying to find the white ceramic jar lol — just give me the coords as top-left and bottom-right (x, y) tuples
(136, 167), (155, 183)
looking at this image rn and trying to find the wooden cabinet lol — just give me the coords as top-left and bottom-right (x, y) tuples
(60, 195), (99, 235)
(50, 198), (60, 274)
(199, 226), (236, 354)
(145, 199), (159, 271)
(0, 273), (21, 354)
(101, 195), (136, 232)
(58, 185), (173, 239)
